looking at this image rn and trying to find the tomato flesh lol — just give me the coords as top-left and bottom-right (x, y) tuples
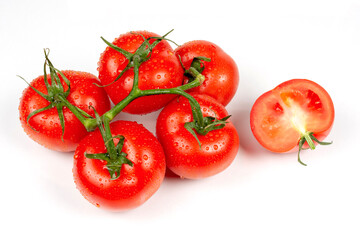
(250, 79), (334, 152)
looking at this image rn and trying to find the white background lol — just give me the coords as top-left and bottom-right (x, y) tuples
(1, 0), (359, 239)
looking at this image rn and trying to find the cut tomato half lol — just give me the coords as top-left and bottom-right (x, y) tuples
(250, 79), (334, 153)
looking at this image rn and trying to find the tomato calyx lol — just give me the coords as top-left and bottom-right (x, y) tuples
(298, 131), (333, 166)
(99, 29), (176, 87)
(85, 108), (133, 180)
(185, 114), (231, 148)
(19, 49), (92, 140)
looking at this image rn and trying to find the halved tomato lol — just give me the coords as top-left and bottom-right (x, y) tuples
(250, 79), (334, 154)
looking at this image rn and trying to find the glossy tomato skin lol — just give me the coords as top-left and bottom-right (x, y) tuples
(98, 31), (184, 114)
(19, 71), (111, 152)
(175, 40), (239, 106)
(73, 121), (166, 211)
(250, 79), (334, 153)
(156, 93), (239, 179)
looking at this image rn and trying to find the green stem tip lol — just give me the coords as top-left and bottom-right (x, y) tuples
(298, 131), (333, 166)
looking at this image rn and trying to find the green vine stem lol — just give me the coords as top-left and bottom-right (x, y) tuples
(82, 51), (208, 132)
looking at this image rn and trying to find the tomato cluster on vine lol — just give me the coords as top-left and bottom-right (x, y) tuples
(19, 30), (334, 211)
(19, 30), (240, 211)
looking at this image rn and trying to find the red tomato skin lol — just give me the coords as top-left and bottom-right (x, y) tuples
(73, 121), (166, 211)
(250, 79), (334, 153)
(156, 93), (239, 179)
(98, 31), (184, 114)
(175, 40), (239, 106)
(19, 71), (111, 152)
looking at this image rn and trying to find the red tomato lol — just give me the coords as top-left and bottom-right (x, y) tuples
(175, 40), (239, 106)
(19, 71), (111, 152)
(98, 30), (184, 114)
(73, 120), (166, 211)
(156, 93), (239, 179)
(250, 79), (334, 153)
